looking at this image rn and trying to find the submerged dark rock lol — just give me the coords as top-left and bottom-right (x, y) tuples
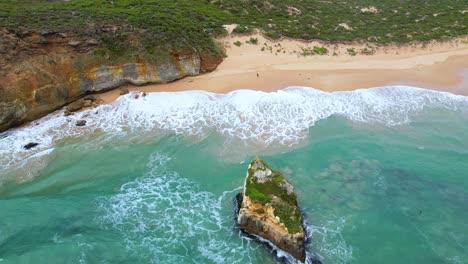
(236, 157), (307, 262)
(23, 142), (39, 149)
(75, 120), (86, 126)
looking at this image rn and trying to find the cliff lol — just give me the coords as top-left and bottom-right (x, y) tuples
(237, 158), (306, 262)
(0, 28), (223, 132)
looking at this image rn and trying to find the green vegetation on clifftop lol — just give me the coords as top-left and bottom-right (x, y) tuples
(0, 0), (467, 62)
(0, 0), (227, 61)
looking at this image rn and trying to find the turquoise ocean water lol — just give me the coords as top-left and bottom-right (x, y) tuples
(0, 86), (467, 263)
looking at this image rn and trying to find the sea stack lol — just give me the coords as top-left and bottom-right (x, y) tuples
(236, 157), (306, 262)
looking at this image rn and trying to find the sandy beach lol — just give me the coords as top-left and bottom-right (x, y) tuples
(100, 32), (468, 103)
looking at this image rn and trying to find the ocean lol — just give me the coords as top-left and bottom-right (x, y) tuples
(0, 86), (467, 264)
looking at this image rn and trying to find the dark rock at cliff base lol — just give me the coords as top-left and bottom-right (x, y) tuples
(236, 157), (307, 262)
(235, 192), (243, 212)
(119, 88), (129, 95)
(23, 142), (39, 149)
(66, 99), (85, 112)
(83, 95), (96, 102)
(75, 120), (86, 126)
(312, 258), (323, 264)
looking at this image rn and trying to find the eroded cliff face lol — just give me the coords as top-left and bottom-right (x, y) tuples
(0, 28), (223, 132)
(237, 158), (306, 263)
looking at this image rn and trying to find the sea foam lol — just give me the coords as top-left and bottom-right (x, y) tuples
(97, 152), (352, 264)
(1, 86), (467, 171)
(97, 153), (262, 263)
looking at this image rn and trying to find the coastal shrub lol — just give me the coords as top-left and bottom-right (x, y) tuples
(246, 37), (258, 44)
(347, 48), (357, 56)
(360, 47), (375, 55)
(313, 46), (328, 55)
(300, 46), (328, 56)
(233, 40), (242, 47)
(300, 47), (314, 56)
(273, 174), (283, 183)
(264, 31), (282, 39)
(100, 31), (129, 55)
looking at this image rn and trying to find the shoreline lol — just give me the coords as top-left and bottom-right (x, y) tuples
(99, 33), (468, 104)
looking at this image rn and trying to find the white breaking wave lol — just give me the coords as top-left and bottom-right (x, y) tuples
(1, 86), (467, 170)
(97, 152), (352, 264)
(97, 153), (265, 263)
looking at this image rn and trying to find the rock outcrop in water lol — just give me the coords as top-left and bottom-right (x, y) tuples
(236, 158), (306, 262)
(0, 28), (224, 132)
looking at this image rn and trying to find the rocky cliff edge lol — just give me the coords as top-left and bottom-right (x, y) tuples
(237, 157), (306, 262)
(0, 28), (224, 132)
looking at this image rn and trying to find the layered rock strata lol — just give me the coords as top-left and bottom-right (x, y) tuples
(237, 158), (306, 262)
(0, 28), (223, 132)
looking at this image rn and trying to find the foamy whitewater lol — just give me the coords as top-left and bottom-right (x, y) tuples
(1, 86), (467, 171)
(0, 86), (467, 264)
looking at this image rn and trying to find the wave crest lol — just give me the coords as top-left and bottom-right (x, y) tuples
(1, 86), (467, 170)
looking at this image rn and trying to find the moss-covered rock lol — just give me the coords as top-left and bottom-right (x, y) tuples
(237, 157), (306, 262)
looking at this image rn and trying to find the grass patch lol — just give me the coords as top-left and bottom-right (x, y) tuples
(300, 46), (328, 56)
(273, 201), (302, 234)
(246, 37), (258, 44)
(347, 48), (357, 56)
(360, 47), (375, 55)
(313, 46), (328, 55)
